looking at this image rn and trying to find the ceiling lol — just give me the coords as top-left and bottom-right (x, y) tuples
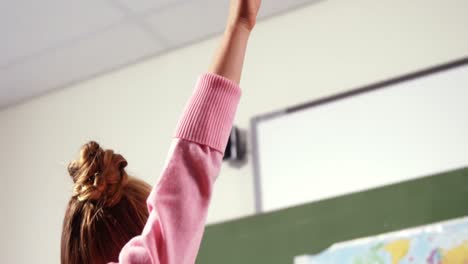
(0, 0), (315, 109)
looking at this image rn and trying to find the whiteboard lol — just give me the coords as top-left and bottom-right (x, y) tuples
(252, 58), (468, 213)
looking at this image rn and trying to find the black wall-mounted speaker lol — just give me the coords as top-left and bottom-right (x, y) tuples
(223, 126), (246, 162)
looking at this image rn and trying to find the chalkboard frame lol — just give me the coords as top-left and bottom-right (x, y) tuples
(250, 56), (468, 213)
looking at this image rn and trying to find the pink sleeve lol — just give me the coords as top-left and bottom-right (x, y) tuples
(113, 73), (242, 264)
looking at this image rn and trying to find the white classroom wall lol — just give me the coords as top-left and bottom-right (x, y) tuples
(1, 0), (468, 262)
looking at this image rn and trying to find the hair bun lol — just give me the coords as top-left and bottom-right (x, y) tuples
(68, 141), (129, 207)
(81, 141), (102, 162)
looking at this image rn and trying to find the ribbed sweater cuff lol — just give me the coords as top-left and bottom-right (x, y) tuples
(175, 73), (242, 154)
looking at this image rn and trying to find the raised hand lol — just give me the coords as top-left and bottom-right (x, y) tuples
(228, 0), (262, 31)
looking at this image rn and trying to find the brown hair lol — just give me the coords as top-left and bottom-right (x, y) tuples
(61, 141), (152, 264)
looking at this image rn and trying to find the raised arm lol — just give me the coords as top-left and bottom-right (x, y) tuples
(209, 0), (261, 84)
(114, 1), (261, 264)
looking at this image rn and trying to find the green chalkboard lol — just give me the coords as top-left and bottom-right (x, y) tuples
(197, 167), (468, 263)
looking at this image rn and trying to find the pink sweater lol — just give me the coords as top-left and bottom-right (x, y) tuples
(110, 73), (242, 264)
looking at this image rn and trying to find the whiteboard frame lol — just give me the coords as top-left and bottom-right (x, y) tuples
(250, 56), (468, 213)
